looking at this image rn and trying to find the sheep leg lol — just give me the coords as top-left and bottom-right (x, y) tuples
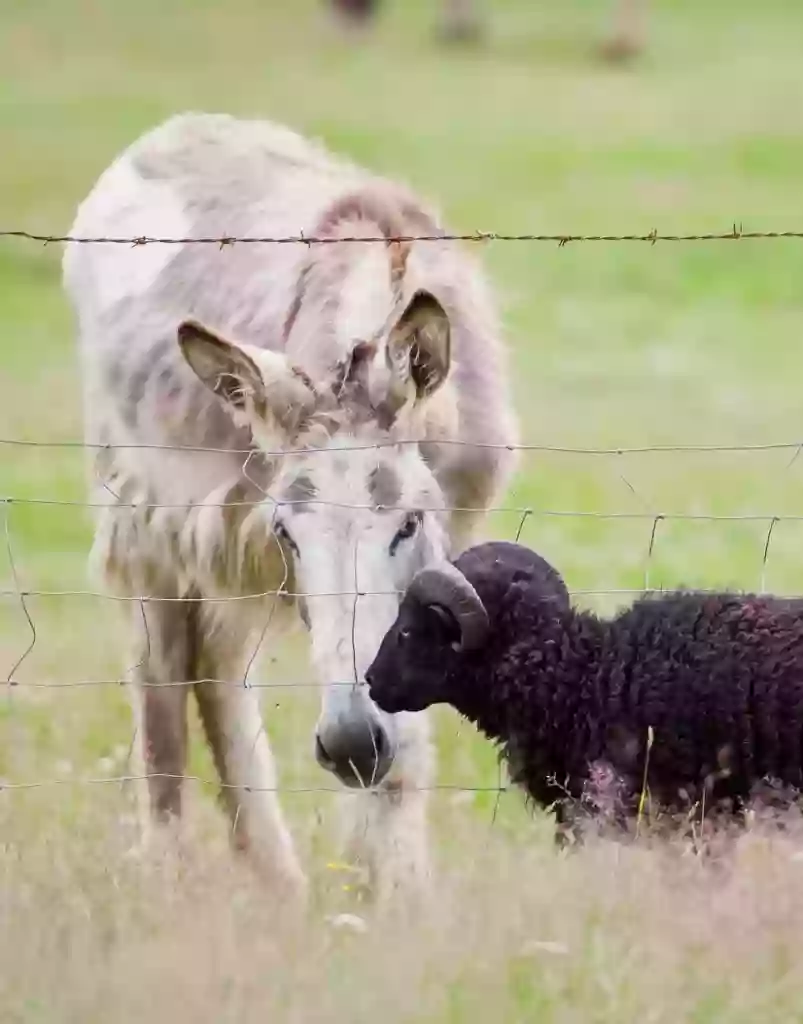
(192, 610), (307, 907)
(338, 712), (434, 908)
(552, 799), (588, 850)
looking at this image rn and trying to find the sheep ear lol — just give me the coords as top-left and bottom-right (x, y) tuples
(178, 319), (318, 438)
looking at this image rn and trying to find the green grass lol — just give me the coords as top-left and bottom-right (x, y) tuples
(3, 0), (803, 1019)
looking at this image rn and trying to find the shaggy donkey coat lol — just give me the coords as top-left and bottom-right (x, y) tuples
(63, 112), (518, 904)
(366, 541), (803, 838)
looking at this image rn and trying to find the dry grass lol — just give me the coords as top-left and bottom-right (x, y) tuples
(4, 798), (803, 1024)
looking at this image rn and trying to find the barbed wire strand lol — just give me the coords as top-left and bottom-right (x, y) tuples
(3, 226), (803, 247)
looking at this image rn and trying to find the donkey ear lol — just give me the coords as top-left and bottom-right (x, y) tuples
(177, 319), (318, 436)
(387, 290), (451, 401)
(178, 319), (262, 410)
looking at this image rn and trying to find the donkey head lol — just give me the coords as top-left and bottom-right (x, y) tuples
(177, 289), (455, 788)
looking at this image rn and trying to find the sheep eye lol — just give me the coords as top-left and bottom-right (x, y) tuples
(389, 511), (423, 556)
(397, 627), (412, 647)
(274, 520), (299, 557)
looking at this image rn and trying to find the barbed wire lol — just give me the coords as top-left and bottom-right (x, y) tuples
(3, 226), (803, 247)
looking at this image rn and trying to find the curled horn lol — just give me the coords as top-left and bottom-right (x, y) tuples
(407, 562), (489, 652)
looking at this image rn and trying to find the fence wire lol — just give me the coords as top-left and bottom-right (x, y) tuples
(0, 773), (507, 795)
(3, 436), (803, 455)
(2, 438), (800, 796)
(3, 225), (803, 247)
(2, 223), (803, 798)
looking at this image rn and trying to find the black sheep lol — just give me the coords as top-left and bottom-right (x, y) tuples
(365, 540), (803, 839)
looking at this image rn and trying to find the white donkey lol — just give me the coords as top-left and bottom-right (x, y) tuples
(62, 113), (519, 906)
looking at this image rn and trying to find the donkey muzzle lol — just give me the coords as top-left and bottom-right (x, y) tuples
(314, 691), (398, 789)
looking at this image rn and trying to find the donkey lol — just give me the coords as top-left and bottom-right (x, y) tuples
(62, 112), (519, 906)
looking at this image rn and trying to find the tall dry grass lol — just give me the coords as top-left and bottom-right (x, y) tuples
(4, 792), (803, 1024)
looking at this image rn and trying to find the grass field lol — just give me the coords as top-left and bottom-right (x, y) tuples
(3, 0), (803, 1019)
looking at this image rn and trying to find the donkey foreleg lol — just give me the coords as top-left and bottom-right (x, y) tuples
(192, 616), (307, 906)
(127, 596), (196, 838)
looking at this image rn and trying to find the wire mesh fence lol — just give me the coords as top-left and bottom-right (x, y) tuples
(3, 439), (801, 796)
(2, 225), (802, 798)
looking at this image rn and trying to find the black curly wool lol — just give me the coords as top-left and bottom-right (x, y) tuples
(463, 568), (803, 823)
(368, 542), (803, 833)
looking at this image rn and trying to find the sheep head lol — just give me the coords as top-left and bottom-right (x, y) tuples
(365, 560), (488, 714)
(365, 541), (572, 715)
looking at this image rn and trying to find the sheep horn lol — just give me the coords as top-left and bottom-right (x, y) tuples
(407, 562), (489, 652)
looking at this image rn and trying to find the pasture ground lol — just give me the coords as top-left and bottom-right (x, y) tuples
(3, 0), (803, 1019)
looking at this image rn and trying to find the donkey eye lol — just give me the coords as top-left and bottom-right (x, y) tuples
(389, 511), (422, 556)
(274, 520), (299, 557)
